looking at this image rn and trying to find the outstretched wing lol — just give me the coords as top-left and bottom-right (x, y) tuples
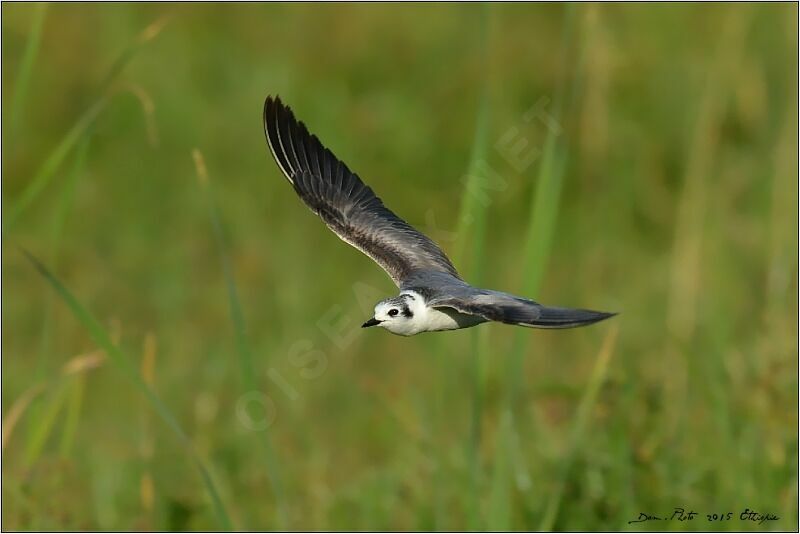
(263, 96), (460, 286)
(429, 291), (615, 329)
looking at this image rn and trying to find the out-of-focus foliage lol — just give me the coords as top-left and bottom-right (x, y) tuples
(3, 3), (797, 530)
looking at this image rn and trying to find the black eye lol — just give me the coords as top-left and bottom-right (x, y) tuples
(388, 309), (398, 317)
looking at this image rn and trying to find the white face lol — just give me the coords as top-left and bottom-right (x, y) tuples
(367, 292), (426, 336)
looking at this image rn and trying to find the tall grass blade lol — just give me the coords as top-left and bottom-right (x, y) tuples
(498, 6), (580, 524)
(5, 99), (106, 230)
(510, 4), (578, 393)
(2, 384), (45, 451)
(518, 140), (567, 300)
(4, 18), (165, 231)
(23, 382), (68, 466)
(23, 133), (92, 460)
(48, 133), (89, 265)
(538, 325), (618, 530)
(451, 5), (491, 529)
(193, 149), (287, 529)
(20, 249), (233, 531)
(52, 136), (92, 456)
(667, 8), (749, 342)
(8, 2), (47, 138)
(3, 350), (103, 453)
(58, 373), (86, 457)
(96, 18), (168, 95)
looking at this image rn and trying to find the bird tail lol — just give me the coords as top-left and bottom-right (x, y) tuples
(525, 305), (617, 328)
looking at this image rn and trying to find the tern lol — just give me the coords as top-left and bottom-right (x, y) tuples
(263, 96), (615, 336)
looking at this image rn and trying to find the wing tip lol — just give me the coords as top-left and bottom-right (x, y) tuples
(262, 94), (284, 136)
(263, 96), (341, 186)
(262, 94), (275, 126)
(263, 94), (297, 184)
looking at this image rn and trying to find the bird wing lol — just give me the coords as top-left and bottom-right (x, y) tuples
(428, 291), (615, 329)
(263, 96), (460, 287)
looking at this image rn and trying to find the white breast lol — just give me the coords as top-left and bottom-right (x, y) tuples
(423, 307), (462, 331)
(422, 306), (485, 332)
(380, 290), (486, 336)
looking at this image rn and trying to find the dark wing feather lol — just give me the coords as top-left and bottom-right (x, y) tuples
(429, 292), (616, 329)
(263, 96), (460, 286)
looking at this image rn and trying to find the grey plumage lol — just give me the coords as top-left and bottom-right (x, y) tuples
(263, 96), (615, 331)
(402, 271), (614, 328)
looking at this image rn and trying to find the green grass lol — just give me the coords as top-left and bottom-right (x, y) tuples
(7, 2), (46, 144)
(3, 17), (165, 231)
(19, 249), (233, 530)
(539, 325), (618, 530)
(451, 6), (491, 528)
(23, 133), (92, 464)
(3, 3), (797, 531)
(193, 149), (286, 528)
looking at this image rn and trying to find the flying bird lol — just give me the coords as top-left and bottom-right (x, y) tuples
(263, 96), (615, 336)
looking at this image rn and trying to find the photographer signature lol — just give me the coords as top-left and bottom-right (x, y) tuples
(628, 507), (779, 525)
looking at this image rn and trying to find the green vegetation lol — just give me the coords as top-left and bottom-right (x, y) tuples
(3, 3), (797, 531)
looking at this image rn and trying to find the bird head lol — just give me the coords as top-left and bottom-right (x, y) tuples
(362, 293), (424, 336)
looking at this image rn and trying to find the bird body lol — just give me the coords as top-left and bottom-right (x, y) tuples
(369, 290), (486, 336)
(263, 96), (615, 336)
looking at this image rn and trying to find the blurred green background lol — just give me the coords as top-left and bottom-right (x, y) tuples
(3, 2), (797, 531)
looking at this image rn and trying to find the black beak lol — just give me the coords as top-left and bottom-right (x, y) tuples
(362, 318), (381, 328)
